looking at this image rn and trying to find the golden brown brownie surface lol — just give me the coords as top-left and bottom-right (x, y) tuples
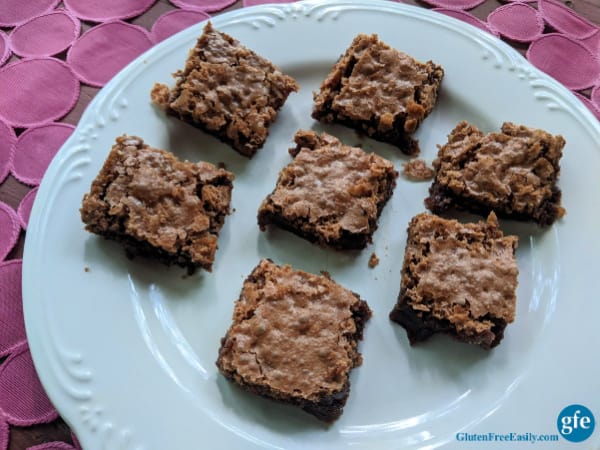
(152, 22), (299, 157)
(80, 135), (234, 271)
(258, 130), (398, 249)
(217, 259), (371, 421)
(390, 213), (518, 349)
(313, 33), (443, 155)
(426, 121), (566, 225)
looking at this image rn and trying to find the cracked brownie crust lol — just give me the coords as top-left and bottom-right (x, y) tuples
(258, 130), (398, 249)
(390, 213), (518, 350)
(151, 22), (299, 157)
(426, 121), (566, 226)
(80, 135), (234, 272)
(312, 33), (444, 155)
(216, 259), (371, 422)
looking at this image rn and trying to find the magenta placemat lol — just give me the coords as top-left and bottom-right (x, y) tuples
(0, 1), (599, 448)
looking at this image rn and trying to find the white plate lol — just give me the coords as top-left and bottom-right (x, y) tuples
(23, 1), (600, 449)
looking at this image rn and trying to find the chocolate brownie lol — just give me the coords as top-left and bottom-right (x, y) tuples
(216, 259), (371, 422)
(312, 33), (444, 155)
(425, 121), (566, 226)
(258, 130), (398, 249)
(389, 213), (518, 350)
(151, 22), (299, 158)
(80, 135), (234, 272)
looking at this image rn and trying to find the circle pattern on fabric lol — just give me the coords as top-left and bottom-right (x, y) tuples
(0, 344), (59, 426)
(0, 31), (11, 67)
(432, 9), (497, 35)
(0, 203), (20, 262)
(9, 10), (81, 58)
(527, 33), (600, 90)
(0, 261), (26, 356)
(488, 3), (543, 42)
(151, 10), (209, 43)
(17, 187), (38, 230)
(169, 0), (237, 13)
(539, 0), (598, 39)
(243, 0), (295, 6)
(416, 0), (485, 10)
(26, 442), (78, 450)
(0, 0), (61, 27)
(11, 123), (75, 186)
(0, 416), (7, 450)
(0, 58), (79, 128)
(67, 21), (153, 87)
(0, 120), (15, 184)
(64, 0), (157, 22)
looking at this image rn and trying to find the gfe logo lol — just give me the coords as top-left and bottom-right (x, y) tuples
(557, 404), (595, 442)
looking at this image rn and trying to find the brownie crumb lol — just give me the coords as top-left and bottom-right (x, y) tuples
(218, 162), (227, 170)
(402, 159), (434, 181)
(84, 266), (90, 273)
(368, 253), (379, 268)
(217, 259), (371, 422)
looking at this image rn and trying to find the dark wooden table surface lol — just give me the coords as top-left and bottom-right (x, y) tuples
(1, 1), (599, 448)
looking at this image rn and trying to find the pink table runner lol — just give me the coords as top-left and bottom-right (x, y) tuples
(0, 0), (599, 448)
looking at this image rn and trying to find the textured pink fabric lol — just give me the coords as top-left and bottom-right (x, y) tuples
(0, 417), (7, 450)
(8, 10), (81, 58)
(169, 0), (237, 13)
(433, 9), (497, 35)
(64, 0), (156, 22)
(0, 120), (15, 184)
(0, 32), (10, 67)
(581, 30), (600, 54)
(591, 85), (600, 109)
(70, 433), (81, 450)
(67, 21), (153, 87)
(151, 10), (210, 44)
(27, 443), (77, 450)
(488, 3), (543, 42)
(17, 187), (38, 230)
(527, 33), (600, 90)
(0, 58), (79, 128)
(418, 0), (485, 10)
(243, 0), (295, 6)
(0, 344), (58, 426)
(11, 123), (75, 186)
(0, 260), (26, 357)
(0, 204), (19, 262)
(538, 0), (598, 39)
(0, 0), (61, 27)
(575, 92), (600, 120)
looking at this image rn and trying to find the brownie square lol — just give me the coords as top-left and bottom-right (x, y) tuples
(389, 212), (518, 350)
(80, 135), (234, 272)
(216, 259), (371, 422)
(425, 121), (566, 226)
(258, 130), (398, 249)
(151, 22), (299, 158)
(312, 33), (444, 155)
